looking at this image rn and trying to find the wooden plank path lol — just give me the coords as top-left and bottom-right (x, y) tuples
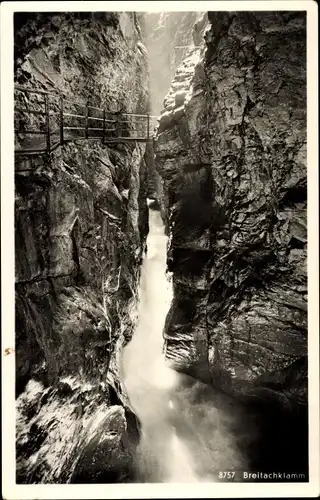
(14, 85), (158, 156)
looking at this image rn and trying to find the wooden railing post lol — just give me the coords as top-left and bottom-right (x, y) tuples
(59, 95), (64, 146)
(44, 93), (51, 152)
(85, 105), (89, 139)
(103, 109), (106, 145)
(147, 113), (150, 140)
(116, 112), (119, 138)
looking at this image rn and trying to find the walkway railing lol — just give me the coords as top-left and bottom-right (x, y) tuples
(14, 85), (159, 155)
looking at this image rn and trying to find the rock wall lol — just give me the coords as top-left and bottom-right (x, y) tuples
(155, 12), (307, 409)
(14, 12), (148, 483)
(142, 11), (207, 116)
(141, 11), (208, 199)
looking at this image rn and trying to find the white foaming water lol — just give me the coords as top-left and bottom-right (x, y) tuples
(166, 431), (199, 483)
(122, 204), (198, 482)
(122, 202), (247, 483)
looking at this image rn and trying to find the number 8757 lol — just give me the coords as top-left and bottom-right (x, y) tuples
(218, 471), (236, 479)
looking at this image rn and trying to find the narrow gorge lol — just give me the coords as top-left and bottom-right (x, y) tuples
(13, 10), (308, 485)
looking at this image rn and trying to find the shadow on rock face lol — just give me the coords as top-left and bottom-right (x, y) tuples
(69, 405), (139, 484)
(147, 198), (161, 211)
(167, 374), (309, 482)
(245, 400), (309, 481)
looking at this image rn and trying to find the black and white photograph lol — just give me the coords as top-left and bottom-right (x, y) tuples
(1, 1), (319, 498)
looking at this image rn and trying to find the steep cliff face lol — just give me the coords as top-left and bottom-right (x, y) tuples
(155, 12), (307, 409)
(142, 11), (207, 116)
(15, 12), (148, 483)
(142, 11), (208, 203)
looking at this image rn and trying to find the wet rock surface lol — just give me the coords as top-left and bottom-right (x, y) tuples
(142, 11), (208, 116)
(155, 11), (307, 472)
(142, 11), (209, 203)
(15, 12), (148, 483)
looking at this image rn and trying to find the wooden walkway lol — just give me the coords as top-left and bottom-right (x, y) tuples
(14, 85), (158, 155)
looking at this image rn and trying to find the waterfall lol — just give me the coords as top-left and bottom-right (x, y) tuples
(122, 201), (200, 482)
(123, 201), (197, 482)
(122, 200), (247, 483)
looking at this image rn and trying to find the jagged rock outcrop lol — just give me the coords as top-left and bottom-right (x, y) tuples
(15, 12), (148, 483)
(155, 12), (307, 410)
(142, 11), (208, 116)
(141, 11), (208, 199)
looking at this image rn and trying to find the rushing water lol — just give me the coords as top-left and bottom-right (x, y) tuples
(122, 201), (251, 483)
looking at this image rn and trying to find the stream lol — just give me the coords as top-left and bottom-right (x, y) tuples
(122, 201), (251, 483)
